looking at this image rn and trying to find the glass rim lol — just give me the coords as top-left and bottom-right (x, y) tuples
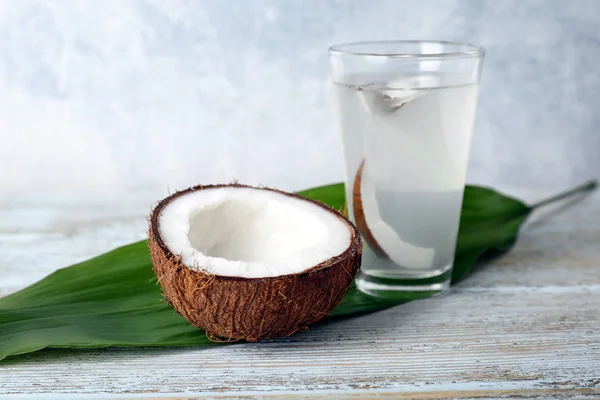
(328, 40), (485, 60)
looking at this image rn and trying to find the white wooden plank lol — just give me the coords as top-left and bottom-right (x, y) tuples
(1, 387), (599, 399)
(0, 193), (154, 295)
(1, 190), (599, 397)
(1, 289), (599, 396)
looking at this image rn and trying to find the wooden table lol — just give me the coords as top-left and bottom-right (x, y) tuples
(1, 190), (599, 399)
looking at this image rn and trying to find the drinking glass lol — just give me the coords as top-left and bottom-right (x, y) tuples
(329, 40), (485, 298)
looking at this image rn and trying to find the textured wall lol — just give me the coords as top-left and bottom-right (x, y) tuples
(1, 0), (599, 195)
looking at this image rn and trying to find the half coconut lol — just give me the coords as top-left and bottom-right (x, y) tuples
(148, 183), (362, 341)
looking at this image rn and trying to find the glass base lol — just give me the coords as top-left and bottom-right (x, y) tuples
(356, 264), (452, 300)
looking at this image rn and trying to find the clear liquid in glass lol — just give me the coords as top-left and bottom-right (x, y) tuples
(335, 77), (479, 296)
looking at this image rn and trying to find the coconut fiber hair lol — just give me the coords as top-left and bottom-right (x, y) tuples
(148, 184), (362, 341)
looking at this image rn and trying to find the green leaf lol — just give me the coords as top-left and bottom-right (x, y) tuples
(0, 242), (214, 360)
(0, 181), (595, 361)
(452, 186), (530, 281)
(297, 182), (346, 212)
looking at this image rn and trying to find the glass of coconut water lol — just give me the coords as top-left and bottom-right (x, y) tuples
(329, 40), (485, 298)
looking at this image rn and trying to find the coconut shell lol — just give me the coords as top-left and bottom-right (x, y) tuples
(352, 159), (386, 256)
(148, 183), (362, 342)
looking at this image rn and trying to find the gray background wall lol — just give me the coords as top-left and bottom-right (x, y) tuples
(1, 0), (598, 196)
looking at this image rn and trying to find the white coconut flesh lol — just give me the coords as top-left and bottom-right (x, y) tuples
(158, 187), (352, 278)
(359, 162), (435, 269)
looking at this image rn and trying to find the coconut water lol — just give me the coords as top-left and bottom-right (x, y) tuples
(335, 78), (479, 278)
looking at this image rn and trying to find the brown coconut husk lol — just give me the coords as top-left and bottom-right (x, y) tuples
(148, 183), (362, 342)
(352, 160), (386, 256)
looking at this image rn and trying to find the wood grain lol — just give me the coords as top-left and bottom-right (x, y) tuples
(1, 191), (599, 398)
